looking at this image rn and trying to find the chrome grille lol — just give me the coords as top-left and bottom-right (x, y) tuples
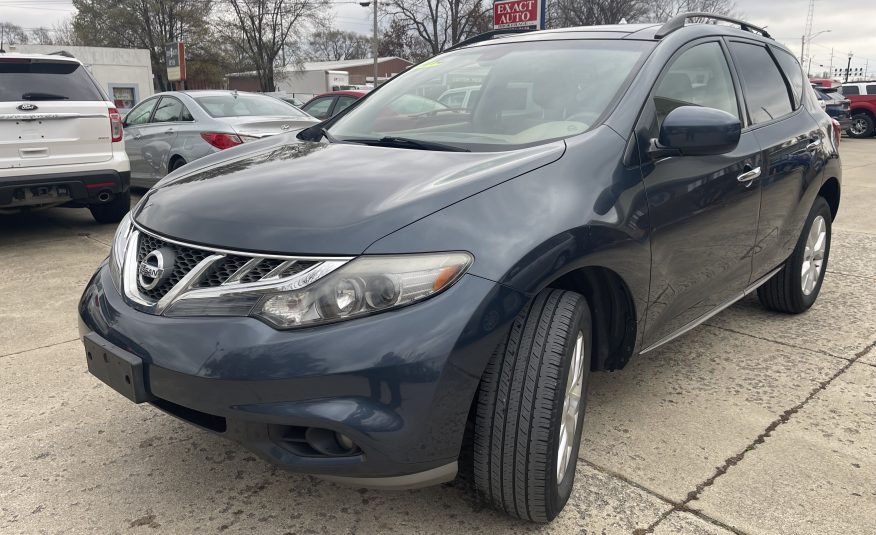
(123, 226), (349, 315)
(137, 234), (210, 300)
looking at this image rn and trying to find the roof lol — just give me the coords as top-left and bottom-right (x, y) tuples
(0, 52), (81, 64)
(227, 57), (411, 78)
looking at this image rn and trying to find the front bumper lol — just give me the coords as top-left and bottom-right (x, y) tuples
(78, 262), (525, 484)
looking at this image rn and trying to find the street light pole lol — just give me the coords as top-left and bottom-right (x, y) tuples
(846, 52), (854, 83)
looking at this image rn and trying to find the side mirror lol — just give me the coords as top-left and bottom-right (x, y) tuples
(650, 106), (741, 158)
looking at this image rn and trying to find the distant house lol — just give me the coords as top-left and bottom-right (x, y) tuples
(227, 57), (413, 98)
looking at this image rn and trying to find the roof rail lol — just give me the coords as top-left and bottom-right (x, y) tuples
(655, 12), (772, 39)
(445, 28), (536, 52)
(49, 50), (76, 58)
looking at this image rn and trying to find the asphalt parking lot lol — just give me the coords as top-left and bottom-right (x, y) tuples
(1, 139), (874, 534)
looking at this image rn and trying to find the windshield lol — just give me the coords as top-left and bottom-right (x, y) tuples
(194, 93), (310, 118)
(328, 40), (652, 151)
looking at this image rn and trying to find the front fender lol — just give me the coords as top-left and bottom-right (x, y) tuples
(365, 127), (651, 346)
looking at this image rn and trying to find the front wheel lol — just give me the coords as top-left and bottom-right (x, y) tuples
(848, 113), (874, 138)
(758, 197), (832, 313)
(472, 288), (591, 522)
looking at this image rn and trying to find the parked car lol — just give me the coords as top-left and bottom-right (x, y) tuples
(80, 14), (841, 523)
(0, 52), (130, 223)
(813, 86), (852, 131)
(300, 90), (368, 120)
(838, 81), (876, 138)
(123, 90), (319, 187)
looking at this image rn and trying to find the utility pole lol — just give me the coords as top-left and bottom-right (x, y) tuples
(828, 48), (834, 80)
(801, 35), (806, 64)
(846, 52), (853, 83)
(372, 0), (379, 87)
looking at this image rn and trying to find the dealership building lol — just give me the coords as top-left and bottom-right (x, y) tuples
(5, 43), (154, 114)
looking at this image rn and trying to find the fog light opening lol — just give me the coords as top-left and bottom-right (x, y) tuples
(304, 427), (360, 457)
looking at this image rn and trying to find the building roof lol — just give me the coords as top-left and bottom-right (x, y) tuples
(227, 57), (410, 78)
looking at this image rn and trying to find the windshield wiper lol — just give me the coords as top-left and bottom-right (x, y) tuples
(346, 136), (470, 152)
(21, 92), (69, 101)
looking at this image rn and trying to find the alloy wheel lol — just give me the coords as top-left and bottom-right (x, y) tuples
(801, 215), (827, 295)
(557, 331), (585, 484)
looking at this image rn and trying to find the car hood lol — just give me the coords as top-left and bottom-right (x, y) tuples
(134, 136), (565, 255)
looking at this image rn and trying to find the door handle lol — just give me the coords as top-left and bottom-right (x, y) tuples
(806, 138), (822, 151)
(737, 166), (761, 184)
(165, 128), (175, 134)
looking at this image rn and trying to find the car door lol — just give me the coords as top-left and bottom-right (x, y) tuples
(727, 41), (824, 281)
(137, 96), (185, 180)
(302, 96), (336, 120)
(636, 39), (763, 348)
(123, 97), (158, 182)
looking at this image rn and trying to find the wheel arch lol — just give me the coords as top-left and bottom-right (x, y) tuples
(167, 154), (186, 174)
(818, 176), (840, 220)
(545, 266), (638, 371)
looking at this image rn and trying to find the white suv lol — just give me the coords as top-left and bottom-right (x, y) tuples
(0, 53), (131, 223)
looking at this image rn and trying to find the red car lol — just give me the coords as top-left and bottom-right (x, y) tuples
(301, 90), (369, 120)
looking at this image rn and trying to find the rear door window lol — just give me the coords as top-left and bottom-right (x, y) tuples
(0, 60), (103, 102)
(151, 97), (188, 122)
(771, 48), (804, 108)
(729, 42), (793, 124)
(303, 97), (335, 119)
(867, 85), (876, 95)
(334, 96), (357, 115)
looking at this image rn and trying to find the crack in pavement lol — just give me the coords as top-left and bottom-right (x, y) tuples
(633, 338), (876, 535)
(705, 323), (852, 362)
(0, 338), (79, 360)
(580, 459), (747, 535)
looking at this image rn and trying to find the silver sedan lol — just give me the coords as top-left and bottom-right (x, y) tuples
(123, 90), (319, 188)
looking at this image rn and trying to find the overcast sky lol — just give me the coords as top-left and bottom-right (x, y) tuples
(2, 0), (874, 75)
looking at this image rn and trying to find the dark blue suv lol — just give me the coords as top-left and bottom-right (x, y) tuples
(79, 14), (842, 522)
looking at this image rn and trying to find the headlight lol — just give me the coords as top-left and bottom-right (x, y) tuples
(251, 253), (472, 329)
(109, 213), (133, 291)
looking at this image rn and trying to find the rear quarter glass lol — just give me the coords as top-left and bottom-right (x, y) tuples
(0, 61), (104, 102)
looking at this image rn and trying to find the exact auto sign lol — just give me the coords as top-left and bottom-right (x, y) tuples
(493, 0), (544, 30)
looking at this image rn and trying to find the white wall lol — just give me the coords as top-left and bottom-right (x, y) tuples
(6, 44), (154, 111)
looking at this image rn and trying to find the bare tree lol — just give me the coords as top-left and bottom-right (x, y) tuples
(0, 22), (29, 47)
(649, 0), (736, 22)
(28, 27), (55, 45)
(387, 0), (491, 56)
(307, 29), (370, 61)
(551, 0), (648, 27)
(224, 0), (328, 91)
(73, 0), (215, 90)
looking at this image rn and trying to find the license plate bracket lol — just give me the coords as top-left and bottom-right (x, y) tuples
(83, 332), (153, 403)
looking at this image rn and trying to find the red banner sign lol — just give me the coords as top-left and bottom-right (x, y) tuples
(493, 0), (542, 30)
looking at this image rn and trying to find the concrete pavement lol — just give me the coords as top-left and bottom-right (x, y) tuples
(1, 139), (874, 534)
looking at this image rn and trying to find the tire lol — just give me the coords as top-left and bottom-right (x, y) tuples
(757, 197), (832, 314)
(89, 190), (131, 224)
(473, 288), (591, 522)
(848, 113), (874, 138)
